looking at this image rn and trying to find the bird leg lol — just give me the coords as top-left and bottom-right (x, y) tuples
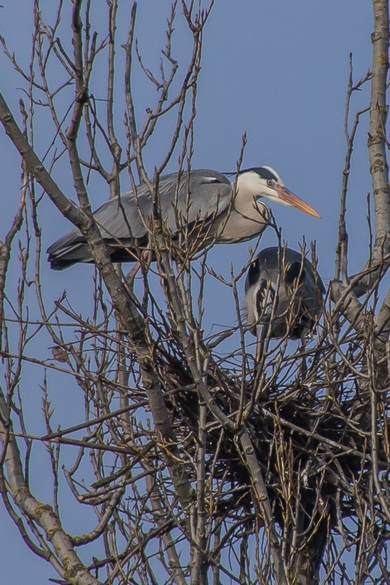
(126, 261), (141, 284)
(299, 334), (308, 380)
(255, 323), (267, 363)
(126, 258), (146, 285)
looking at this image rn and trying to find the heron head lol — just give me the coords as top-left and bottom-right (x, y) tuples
(236, 166), (321, 218)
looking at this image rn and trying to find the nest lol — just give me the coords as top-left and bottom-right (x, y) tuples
(157, 340), (389, 539)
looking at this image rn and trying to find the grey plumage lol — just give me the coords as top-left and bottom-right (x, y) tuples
(245, 247), (324, 355)
(47, 167), (320, 270)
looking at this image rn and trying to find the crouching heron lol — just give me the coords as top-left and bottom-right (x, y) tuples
(245, 247), (325, 361)
(47, 167), (320, 270)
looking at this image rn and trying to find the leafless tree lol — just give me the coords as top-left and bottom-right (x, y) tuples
(0, 1), (390, 584)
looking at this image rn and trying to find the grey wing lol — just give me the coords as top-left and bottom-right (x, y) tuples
(282, 249), (325, 321)
(47, 169), (232, 259)
(157, 169), (232, 233)
(92, 169), (232, 238)
(46, 182), (153, 262)
(46, 185), (152, 259)
(93, 184), (152, 240)
(258, 248), (325, 297)
(301, 257), (325, 320)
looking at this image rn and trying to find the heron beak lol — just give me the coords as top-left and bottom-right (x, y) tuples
(274, 184), (321, 218)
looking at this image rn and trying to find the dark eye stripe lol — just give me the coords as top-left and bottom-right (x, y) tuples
(238, 167), (279, 182)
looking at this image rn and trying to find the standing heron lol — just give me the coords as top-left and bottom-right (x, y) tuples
(245, 247), (325, 360)
(47, 167), (320, 270)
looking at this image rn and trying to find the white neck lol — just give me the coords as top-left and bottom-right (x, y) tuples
(217, 175), (269, 243)
(232, 173), (264, 217)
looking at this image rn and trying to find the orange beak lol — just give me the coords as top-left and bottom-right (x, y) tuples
(274, 184), (321, 218)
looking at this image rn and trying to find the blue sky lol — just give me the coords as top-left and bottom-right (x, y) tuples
(0, 1), (377, 582)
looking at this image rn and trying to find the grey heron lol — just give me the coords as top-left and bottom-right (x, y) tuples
(245, 247), (325, 360)
(47, 167), (320, 270)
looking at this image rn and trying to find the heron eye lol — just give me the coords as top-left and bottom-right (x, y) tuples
(266, 179), (273, 187)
